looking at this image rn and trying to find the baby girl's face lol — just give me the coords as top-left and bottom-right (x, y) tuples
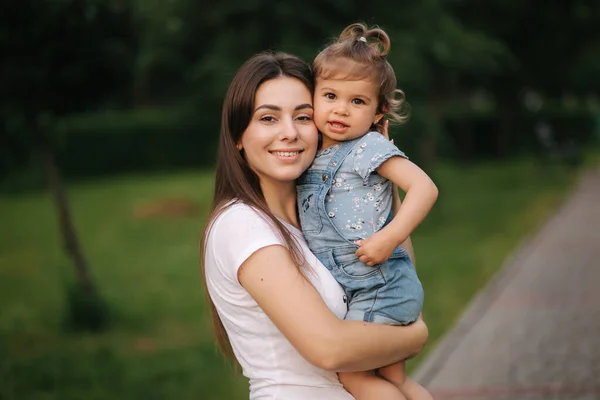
(313, 75), (382, 149)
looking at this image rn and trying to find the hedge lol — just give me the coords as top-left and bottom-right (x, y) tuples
(2, 104), (597, 188)
(51, 108), (220, 178)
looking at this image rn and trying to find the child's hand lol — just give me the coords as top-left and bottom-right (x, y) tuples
(354, 230), (401, 266)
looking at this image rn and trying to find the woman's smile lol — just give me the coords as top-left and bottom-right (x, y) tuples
(270, 148), (304, 161)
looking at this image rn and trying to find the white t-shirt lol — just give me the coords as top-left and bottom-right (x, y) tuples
(204, 203), (354, 400)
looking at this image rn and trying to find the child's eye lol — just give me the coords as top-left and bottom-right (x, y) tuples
(352, 98), (365, 105)
(324, 93), (336, 100)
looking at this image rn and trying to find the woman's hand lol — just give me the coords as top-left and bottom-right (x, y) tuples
(381, 119), (391, 141)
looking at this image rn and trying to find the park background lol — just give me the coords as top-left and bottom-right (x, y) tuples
(1, 1), (600, 399)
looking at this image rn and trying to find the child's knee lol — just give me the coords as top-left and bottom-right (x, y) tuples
(338, 371), (372, 390)
(378, 363), (407, 386)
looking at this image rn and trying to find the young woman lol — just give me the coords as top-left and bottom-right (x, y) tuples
(200, 52), (428, 399)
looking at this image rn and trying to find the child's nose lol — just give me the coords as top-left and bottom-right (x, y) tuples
(334, 105), (349, 116)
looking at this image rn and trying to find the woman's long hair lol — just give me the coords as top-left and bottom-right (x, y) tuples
(200, 52), (314, 360)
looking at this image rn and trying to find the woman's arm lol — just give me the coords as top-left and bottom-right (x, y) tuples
(238, 244), (428, 372)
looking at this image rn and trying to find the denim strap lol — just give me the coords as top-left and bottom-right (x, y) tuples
(325, 137), (362, 177)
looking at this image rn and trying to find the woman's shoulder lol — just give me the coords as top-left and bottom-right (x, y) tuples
(217, 201), (262, 221)
(213, 201), (270, 226)
(205, 201), (285, 278)
(210, 201), (279, 242)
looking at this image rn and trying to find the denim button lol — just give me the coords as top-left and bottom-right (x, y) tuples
(328, 211), (335, 217)
(332, 161), (337, 166)
(322, 174), (328, 182)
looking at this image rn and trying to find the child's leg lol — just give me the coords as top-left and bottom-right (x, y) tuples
(378, 361), (407, 390)
(378, 361), (433, 400)
(338, 371), (405, 400)
(402, 377), (434, 400)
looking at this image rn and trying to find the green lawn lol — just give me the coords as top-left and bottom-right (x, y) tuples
(0, 157), (584, 399)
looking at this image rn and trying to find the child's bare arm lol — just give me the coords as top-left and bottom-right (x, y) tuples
(355, 157), (437, 266)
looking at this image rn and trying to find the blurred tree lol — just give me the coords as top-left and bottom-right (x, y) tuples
(133, 0), (364, 105)
(360, 1), (512, 164)
(131, 0), (510, 165)
(1, 0), (137, 330)
(9, 0), (596, 183)
(448, 0), (600, 154)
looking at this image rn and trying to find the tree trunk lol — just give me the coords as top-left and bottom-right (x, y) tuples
(496, 102), (513, 157)
(37, 129), (96, 297)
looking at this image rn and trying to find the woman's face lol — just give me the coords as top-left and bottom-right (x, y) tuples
(238, 77), (318, 188)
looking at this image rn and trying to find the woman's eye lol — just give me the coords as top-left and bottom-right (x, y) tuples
(260, 116), (276, 122)
(325, 93), (336, 100)
(296, 115), (313, 122)
(352, 98), (365, 105)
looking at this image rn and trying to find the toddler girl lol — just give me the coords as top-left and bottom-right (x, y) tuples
(298, 23), (438, 400)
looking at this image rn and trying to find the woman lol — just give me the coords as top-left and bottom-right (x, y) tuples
(200, 52), (428, 399)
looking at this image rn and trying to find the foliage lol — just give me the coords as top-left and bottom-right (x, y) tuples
(1, 0), (136, 117)
(1, 0), (137, 170)
(4, 0), (600, 177)
(52, 108), (213, 177)
(448, 0), (600, 96)
(440, 105), (597, 160)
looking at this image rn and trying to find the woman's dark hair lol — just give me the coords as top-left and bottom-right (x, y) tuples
(200, 52), (314, 359)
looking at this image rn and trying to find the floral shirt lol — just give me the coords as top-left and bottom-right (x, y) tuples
(308, 131), (407, 241)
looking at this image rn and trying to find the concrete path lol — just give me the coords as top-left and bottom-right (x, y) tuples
(413, 168), (600, 400)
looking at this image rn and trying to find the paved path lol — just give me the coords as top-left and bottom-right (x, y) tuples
(413, 168), (600, 400)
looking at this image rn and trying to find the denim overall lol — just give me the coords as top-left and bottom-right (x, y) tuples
(298, 137), (424, 325)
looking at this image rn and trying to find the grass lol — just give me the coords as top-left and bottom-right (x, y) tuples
(0, 156), (589, 399)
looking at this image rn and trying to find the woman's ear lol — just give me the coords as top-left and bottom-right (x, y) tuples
(236, 141), (243, 151)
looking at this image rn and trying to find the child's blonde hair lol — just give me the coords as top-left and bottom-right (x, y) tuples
(313, 23), (409, 132)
